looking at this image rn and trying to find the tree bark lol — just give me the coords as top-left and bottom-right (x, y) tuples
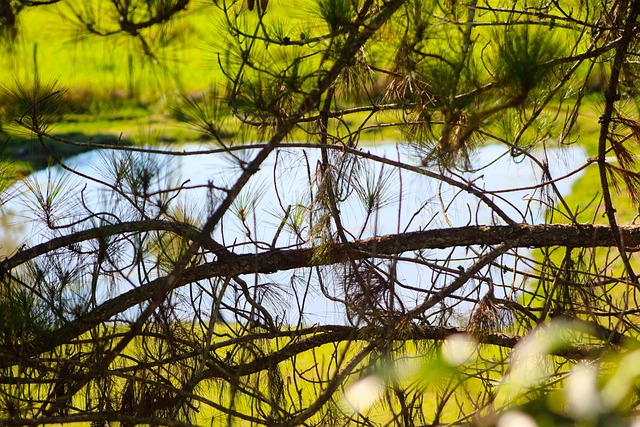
(2, 222), (637, 363)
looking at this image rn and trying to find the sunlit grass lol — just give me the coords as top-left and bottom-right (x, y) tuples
(3, 3), (218, 102)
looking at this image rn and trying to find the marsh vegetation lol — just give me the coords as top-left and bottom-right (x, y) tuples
(1, 1), (640, 426)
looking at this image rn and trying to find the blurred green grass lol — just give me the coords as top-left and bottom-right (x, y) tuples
(0, 0), (387, 175)
(0, 1), (225, 174)
(2, 2), (221, 105)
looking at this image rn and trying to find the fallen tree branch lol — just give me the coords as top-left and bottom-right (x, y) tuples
(2, 223), (637, 361)
(3, 223), (639, 272)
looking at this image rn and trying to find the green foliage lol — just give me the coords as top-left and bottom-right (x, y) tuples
(173, 88), (231, 140)
(0, 283), (50, 346)
(353, 164), (397, 215)
(2, 1), (640, 427)
(1, 78), (69, 134)
(317, 0), (356, 32)
(492, 26), (564, 101)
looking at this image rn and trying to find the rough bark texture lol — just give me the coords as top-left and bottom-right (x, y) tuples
(2, 223), (635, 363)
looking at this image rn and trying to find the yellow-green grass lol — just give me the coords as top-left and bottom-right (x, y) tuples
(31, 327), (540, 426)
(0, 0), (418, 181)
(0, 0), (326, 105)
(3, 3), (217, 101)
(0, 0), (589, 121)
(522, 93), (640, 321)
(0, 0), (597, 165)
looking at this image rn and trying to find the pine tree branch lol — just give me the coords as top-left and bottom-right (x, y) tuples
(2, 223), (640, 363)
